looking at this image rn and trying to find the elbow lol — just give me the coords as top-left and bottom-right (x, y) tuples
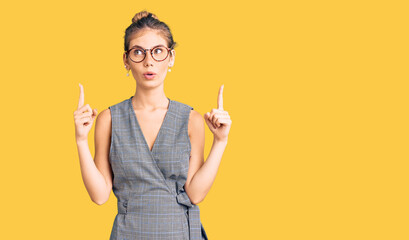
(91, 191), (110, 205)
(93, 198), (106, 205)
(92, 196), (105, 205)
(191, 196), (205, 205)
(185, 185), (205, 205)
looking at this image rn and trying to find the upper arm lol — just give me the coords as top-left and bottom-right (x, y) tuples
(94, 108), (113, 196)
(185, 109), (205, 188)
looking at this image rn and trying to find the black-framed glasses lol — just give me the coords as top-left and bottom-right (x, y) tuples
(125, 45), (172, 63)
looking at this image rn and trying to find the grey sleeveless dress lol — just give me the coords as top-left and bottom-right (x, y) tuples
(108, 96), (208, 240)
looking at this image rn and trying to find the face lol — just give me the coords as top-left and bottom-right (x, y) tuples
(123, 29), (175, 88)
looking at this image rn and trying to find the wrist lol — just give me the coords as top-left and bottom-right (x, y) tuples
(214, 137), (228, 144)
(76, 138), (88, 145)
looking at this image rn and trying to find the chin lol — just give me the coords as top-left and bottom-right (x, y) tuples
(138, 79), (164, 87)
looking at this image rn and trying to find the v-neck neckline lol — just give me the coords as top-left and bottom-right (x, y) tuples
(129, 96), (172, 154)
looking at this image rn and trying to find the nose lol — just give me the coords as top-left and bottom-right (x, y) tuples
(143, 50), (155, 65)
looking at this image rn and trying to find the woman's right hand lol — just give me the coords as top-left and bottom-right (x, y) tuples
(74, 83), (98, 142)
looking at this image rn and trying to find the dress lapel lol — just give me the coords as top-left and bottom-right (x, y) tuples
(128, 96), (174, 193)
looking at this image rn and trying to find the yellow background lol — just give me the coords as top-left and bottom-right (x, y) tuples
(0, 0), (408, 239)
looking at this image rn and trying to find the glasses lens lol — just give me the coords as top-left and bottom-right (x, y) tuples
(152, 46), (168, 61)
(129, 48), (145, 62)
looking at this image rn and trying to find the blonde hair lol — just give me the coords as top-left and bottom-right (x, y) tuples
(124, 10), (177, 52)
(132, 11), (159, 23)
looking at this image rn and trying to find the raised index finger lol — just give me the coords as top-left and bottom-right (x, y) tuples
(78, 83), (84, 109)
(217, 84), (224, 110)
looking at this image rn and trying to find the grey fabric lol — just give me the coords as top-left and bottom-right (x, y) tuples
(108, 96), (208, 240)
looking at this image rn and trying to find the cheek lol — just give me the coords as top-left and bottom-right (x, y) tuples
(159, 64), (169, 73)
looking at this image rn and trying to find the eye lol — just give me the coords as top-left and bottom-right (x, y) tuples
(153, 48), (163, 54)
(133, 49), (144, 55)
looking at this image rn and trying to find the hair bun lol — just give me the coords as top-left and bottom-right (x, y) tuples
(132, 11), (159, 23)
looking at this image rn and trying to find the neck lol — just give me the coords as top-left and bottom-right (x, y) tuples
(132, 88), (169, 110)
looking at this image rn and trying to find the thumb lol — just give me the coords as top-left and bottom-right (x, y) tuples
(92, 109), (98, 119)
(204, 112), (215, 130)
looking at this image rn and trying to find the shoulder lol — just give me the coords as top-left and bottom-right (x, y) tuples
(188, 109), (202, 122)
(171, 99), (199, 119)
(97, 108), (111, 120)
(109, 97), (131, 112)
(171, 99), (193, 111)
(95, 108), (112, 130)
(188, 109), (204, 137)
(170, 99), (204, 134)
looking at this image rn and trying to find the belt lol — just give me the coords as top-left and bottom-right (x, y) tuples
(176, 189), (205, 239)
(116, 189), (206, 240)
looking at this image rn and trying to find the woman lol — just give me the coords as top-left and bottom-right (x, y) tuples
(74, 11), (232, 240)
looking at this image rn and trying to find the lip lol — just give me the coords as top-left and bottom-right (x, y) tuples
(143, 71), (156, 75)
(143, 71), (156, 80)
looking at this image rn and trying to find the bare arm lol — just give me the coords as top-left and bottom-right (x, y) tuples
(76, 109), (113, 205)
(184, 110), (228, 204)
(184, 85), (232, 204)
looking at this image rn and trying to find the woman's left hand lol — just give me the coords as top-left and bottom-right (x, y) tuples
(204, 85), (232, 142)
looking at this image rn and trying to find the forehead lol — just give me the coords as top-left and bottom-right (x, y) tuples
(129, 29), (168, 49)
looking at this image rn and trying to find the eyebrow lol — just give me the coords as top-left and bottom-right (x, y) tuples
(130, 44), (166, 49)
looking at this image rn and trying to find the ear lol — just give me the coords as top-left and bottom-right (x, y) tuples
(169, 49), (175, 67)
(123, 52), (129, 70)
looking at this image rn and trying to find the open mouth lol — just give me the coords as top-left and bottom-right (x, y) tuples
(143, 72), (156, 79)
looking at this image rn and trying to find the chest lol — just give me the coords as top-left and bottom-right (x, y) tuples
(132, 108), (168, 152)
